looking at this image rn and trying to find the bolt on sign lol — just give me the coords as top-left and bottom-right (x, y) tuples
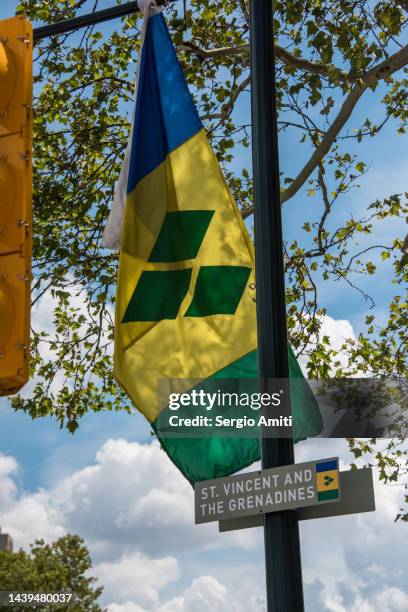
(195, 457), (340, 524)
(0, 16), (33, 396)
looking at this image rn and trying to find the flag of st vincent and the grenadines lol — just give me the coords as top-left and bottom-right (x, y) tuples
(103, 9), (322, 484)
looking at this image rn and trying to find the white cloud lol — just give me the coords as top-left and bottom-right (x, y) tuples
(156, 576), (229, 612)
(22, 281), (114, 398)
(3, 492), (66, 546)
(31, 281), (107, 339)
(298, 314), (357, 375)
(318, 315), (356, 352)
(0, 452), (66, 545)
(296, 438), (408, 612)
(0, 441), (255, 610)
(319, 583), (408, 612)
(0, 440), (254, 559)
(97, 552), (180, 609)
(369, 586), (408, 612)
(0, 454), (19, 511)
(106, 573), (264, 612)
(54, 438), (253, 559)
(107, 603), (146, 612)
(1, 437), (407, 612)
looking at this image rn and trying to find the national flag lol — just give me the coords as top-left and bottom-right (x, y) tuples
(103, 9), (322, 483)
(316, 459), (340, 502)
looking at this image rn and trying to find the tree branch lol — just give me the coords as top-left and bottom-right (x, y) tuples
(241, 44), (408, 218)
(238, 0), (249, 24)
(201, 75), (250, 123)
(281, 86), (365, 204)
(275, 45), (350, 83)
(282, 44), (408, 204)
(178, 41), (362, 83)
(176, 41), (249, 60)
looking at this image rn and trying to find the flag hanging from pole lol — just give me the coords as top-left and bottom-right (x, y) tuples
(103, 3), (322, 483)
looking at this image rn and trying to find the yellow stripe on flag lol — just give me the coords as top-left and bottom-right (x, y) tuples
(316, 470), (339, 492)
(114, 130), (257, 423)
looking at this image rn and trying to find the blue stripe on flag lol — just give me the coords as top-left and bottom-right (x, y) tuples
(127, 14), (202, 194)
(316, 459), (338, 472)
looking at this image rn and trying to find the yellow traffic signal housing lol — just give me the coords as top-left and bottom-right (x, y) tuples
(0, 16), (32, 396)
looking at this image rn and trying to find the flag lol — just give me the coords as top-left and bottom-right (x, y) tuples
(104, 10), (322, 483)
(316, 459), (340, 502)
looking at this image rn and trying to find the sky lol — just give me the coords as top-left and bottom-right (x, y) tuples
(0, 2), (407, 611)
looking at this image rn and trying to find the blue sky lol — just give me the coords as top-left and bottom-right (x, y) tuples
(0, 2), (407, 611)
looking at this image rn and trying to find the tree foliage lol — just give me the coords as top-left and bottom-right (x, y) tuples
(0, 534), (104, 611)
(9, 1), (408, 514)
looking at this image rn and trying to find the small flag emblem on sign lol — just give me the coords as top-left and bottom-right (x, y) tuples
(316, 459), (340, 502)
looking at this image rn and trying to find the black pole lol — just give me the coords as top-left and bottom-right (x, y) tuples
(249, 2), (305, 611)
(33, 0), (171, 42)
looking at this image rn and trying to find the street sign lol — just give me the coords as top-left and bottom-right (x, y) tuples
(218, 467), (375, 531)
(195, 457), (340, 524)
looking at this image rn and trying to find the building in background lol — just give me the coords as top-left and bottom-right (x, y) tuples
(0, 527), (13, 552)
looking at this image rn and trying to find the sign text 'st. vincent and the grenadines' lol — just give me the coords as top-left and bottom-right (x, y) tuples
(195, 457), (340, 524)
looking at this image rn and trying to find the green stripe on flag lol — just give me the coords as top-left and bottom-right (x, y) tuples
(318, 489), (339, 502)
(153, 348), (323, 483)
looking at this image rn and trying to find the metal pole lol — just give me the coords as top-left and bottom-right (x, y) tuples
(33, 0), (171, 42)
(249, 1), (305, 611)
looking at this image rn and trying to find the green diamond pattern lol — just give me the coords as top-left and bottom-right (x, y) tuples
(122, 210), (251, 323)
(185, 266), (251, 317)
(122, 269), (192, 322)
(149, 211), (214, 262)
